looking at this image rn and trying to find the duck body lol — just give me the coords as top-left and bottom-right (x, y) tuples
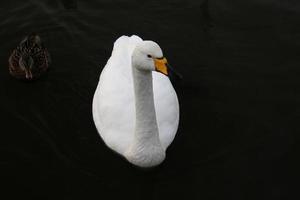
(93, 35), (179, 167)
(9, 34), (50, 80)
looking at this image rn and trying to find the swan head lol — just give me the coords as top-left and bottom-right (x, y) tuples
(132, 41), (169, 75)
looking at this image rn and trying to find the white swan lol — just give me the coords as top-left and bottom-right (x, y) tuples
(92, 35), (179, 167)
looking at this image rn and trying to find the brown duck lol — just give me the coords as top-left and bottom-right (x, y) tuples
(9, 34), (50, 80)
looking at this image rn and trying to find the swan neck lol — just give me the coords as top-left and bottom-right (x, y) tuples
(124, 59), (166, 167)
(132, 67), (160, 143)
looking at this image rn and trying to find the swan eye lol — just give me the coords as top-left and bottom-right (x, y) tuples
(147, 54), (152, 58)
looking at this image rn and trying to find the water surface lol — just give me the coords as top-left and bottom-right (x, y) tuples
(0, 1), (298, 199)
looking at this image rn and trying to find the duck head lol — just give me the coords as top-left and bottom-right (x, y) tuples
(18, 53), (34, 79)
(18, 34), (42, 79)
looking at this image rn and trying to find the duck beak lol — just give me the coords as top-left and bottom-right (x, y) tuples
(154, 57), (168, 76)
(24, 68), (33, 79)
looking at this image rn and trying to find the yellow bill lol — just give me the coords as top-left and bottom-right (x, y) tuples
(154, 57), (168, 75)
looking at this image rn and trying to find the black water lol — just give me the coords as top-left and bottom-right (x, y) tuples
(1, 0), (299, 199)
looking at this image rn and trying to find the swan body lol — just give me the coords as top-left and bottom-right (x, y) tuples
(92, 35), (179, 167)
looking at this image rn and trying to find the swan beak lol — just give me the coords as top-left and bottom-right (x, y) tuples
(154, 57), (168, 76)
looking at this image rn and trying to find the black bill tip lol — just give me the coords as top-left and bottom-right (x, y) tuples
(166, 63), (183, 83)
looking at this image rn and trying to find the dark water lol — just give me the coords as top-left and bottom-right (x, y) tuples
(0, 0), (299, 199)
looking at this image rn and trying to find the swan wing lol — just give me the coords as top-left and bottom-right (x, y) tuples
(93, 35), (142, 154)
(153, 72), (179, 149)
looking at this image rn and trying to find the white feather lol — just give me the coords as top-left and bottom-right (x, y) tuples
(92, 35), (179, 166)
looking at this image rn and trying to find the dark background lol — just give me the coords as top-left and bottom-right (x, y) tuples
(0, 0), (299, 199)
